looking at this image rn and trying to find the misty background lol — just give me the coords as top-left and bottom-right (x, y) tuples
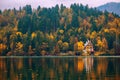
(0, 0), (120, 10)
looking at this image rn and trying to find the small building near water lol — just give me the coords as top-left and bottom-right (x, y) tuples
(83, 40), (94, 55)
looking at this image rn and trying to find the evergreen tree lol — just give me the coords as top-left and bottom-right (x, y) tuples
(0, 10), (2, 14)
(18, 15), (32, 34)
(23, 5), (32, 15)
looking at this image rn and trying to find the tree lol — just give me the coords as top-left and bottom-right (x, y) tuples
(60, 4), (66, 13)
(6, 31), (11, 52)
(15, 42), (23, 53)
(57, 40), (63, 52)
(90, 31), (97, 39)
(18, 15), (32, 34)
(0, 43), (6, 55)
(38, 8), (50, 32)
(23, 31), (31, 53)
(104, 33), (115, 50)
(31, 13), (38, 32)
(77, 41), (84, 51)
(10, 33), (17, 52)
(71, 13), (79, 28)
(102, 37), (108, 51)
(23, 5), (32, 15)
(50, 5), (60, 32)
(74, 41), (84, 52)
(37, 6), (41, 11)
(62, 42), (69, 52)
(0, 15), (8, 27)
(90, 18), (98, 32)
(82, 19), (91, 32)
(0, 10), (2, 14)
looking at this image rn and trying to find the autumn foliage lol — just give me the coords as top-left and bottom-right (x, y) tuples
(0, 4), (120, 55)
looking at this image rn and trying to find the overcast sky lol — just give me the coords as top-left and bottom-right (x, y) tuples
(0, 0), (120, 10)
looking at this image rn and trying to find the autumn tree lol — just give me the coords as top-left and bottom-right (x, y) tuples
(0, 43), (6, 55)
(102, 37), (108, 51)
(62, 42), (69, 52)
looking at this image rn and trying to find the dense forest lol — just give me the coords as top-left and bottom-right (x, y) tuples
(0, 4), (120, 56)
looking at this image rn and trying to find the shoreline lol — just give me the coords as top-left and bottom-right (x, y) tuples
(0, 55), (120, 58)
(0, 50), (119, 56)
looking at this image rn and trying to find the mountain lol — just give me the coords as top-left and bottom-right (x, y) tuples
(97, 2), (120, 16)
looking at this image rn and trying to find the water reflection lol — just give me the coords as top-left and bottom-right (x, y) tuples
(0, 57), (120, 80)
(83, 57), (93, 72)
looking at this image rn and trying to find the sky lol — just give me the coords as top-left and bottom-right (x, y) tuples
(0, 0), (120, 10)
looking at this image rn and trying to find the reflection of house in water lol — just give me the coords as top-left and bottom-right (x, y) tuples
(74, 57), (93, 73)
(83, 40), (94, 55)
(83, 57), (93, 72)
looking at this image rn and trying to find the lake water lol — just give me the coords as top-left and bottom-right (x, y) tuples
(0, 56), (120, 80)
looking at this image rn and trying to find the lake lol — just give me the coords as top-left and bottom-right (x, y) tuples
(0, 56), (120, 80)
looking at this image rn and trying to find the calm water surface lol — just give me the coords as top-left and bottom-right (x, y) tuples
(0, 56), (120, 80)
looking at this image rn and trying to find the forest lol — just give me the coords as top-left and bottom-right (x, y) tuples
(0, 4), (120, 56)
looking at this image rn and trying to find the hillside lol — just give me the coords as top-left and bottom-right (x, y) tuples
(0, 4), (120, 56)
(97, 2), (120, 16)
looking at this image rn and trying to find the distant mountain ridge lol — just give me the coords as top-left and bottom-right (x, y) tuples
(97, 2), (120, 16)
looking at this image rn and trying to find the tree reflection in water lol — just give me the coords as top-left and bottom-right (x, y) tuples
(0, 57), (120, 80)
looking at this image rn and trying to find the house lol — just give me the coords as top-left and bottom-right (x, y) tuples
(83, 40), (94, 55)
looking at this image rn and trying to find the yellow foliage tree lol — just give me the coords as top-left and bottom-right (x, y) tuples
(0, 44), (6, 54)
(16, 31), (22, 36)
(96, 37), (104, 51)
(62, 42), (69, 52)
(102, 37), (108, 51)
(104, 29), (109, 33)
(97, 40), (103, 50)
(59, 29), (64, 34)
(77, 41), (84, 51)
(49, 33), (54, 40)
(96, 15), (105, 26)
(31, 32), (36, 39)
(82, 19), (91, 31)
(57, 40), (63, 47)
(74, 41), (84, 52)
(90, 31), (97, 39)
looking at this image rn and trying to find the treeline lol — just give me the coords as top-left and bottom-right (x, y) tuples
(0, 4), (120, 55)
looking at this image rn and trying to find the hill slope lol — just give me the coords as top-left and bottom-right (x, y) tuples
(0, 4), (120, 55)
(97, 2), (120, 16)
